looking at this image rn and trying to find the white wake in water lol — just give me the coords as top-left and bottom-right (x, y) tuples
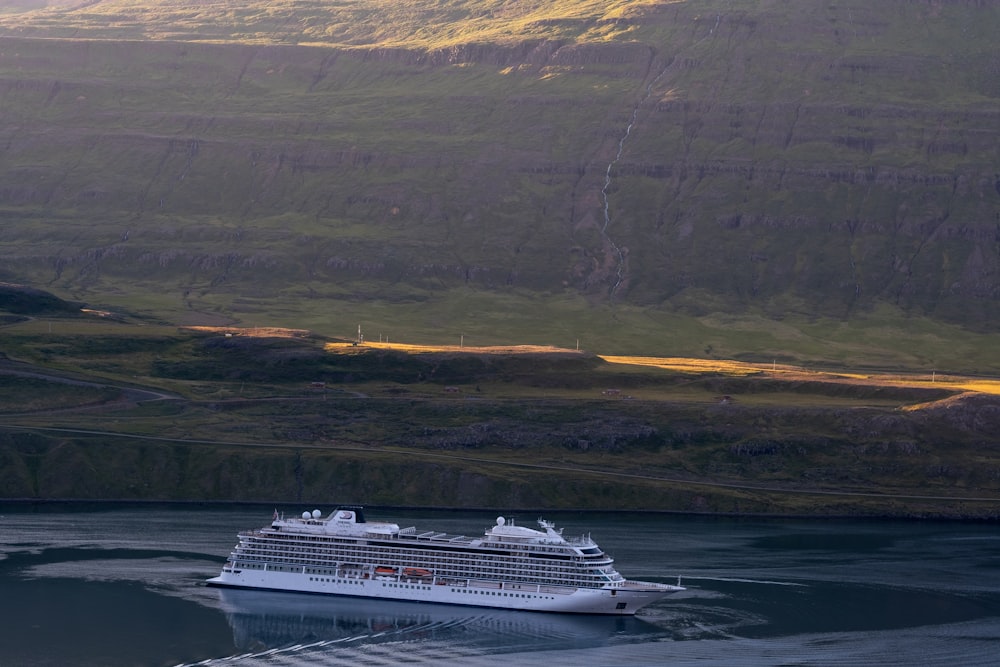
(176, 617), (1000, 667)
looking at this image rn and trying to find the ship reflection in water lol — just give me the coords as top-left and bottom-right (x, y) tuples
(216, 588), (664, 657)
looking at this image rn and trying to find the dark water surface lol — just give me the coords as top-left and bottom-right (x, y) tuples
(1, 504), (997, 666)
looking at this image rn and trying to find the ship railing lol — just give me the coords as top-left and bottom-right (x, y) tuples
(503, 581), (541, 593)
(363, 530), (397, 538)
(618, 579), (684, 591)
(460, 579), (577, 595)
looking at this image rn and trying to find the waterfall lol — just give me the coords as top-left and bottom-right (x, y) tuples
(599, 15), (723, 301)
(600, 67), (670, 300)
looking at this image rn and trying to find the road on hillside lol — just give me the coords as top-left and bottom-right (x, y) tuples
(0, 360), (180, 406)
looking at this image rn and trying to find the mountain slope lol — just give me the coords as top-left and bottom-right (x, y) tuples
(0, 1), (998, 363)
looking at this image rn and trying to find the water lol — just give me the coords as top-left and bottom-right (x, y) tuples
(1, 504), (998, 666)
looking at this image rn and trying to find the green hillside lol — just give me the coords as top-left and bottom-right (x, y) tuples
(0, 1), (998, 367)
(2, 315), (998, 517)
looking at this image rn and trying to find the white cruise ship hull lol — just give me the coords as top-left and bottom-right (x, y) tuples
(208, 507), (683, 615)
(207, 568), (674, 615)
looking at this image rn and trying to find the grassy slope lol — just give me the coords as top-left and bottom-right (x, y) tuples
(0, 1), (997, 370)
(2, 316), (998, 517)
(0, 1), (655, 46)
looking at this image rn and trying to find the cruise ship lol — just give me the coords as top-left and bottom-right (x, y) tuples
(207, 507), (684, 615)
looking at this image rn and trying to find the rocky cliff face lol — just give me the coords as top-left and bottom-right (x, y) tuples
(0, 1), (997, 331)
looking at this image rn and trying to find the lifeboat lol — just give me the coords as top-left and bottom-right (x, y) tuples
(403, 567), (432, 578)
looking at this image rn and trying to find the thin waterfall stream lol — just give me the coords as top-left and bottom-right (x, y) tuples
(599, 14), (723, 301)
(600, 67), (670, 300)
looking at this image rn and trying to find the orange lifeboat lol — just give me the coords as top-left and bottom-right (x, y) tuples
(403, 567), (432, 578)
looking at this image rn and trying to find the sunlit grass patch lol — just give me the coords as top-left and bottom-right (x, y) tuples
(600, 355), (770, 376)
(325, 340), (580, 355)
(599, 354), (1000, 400)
